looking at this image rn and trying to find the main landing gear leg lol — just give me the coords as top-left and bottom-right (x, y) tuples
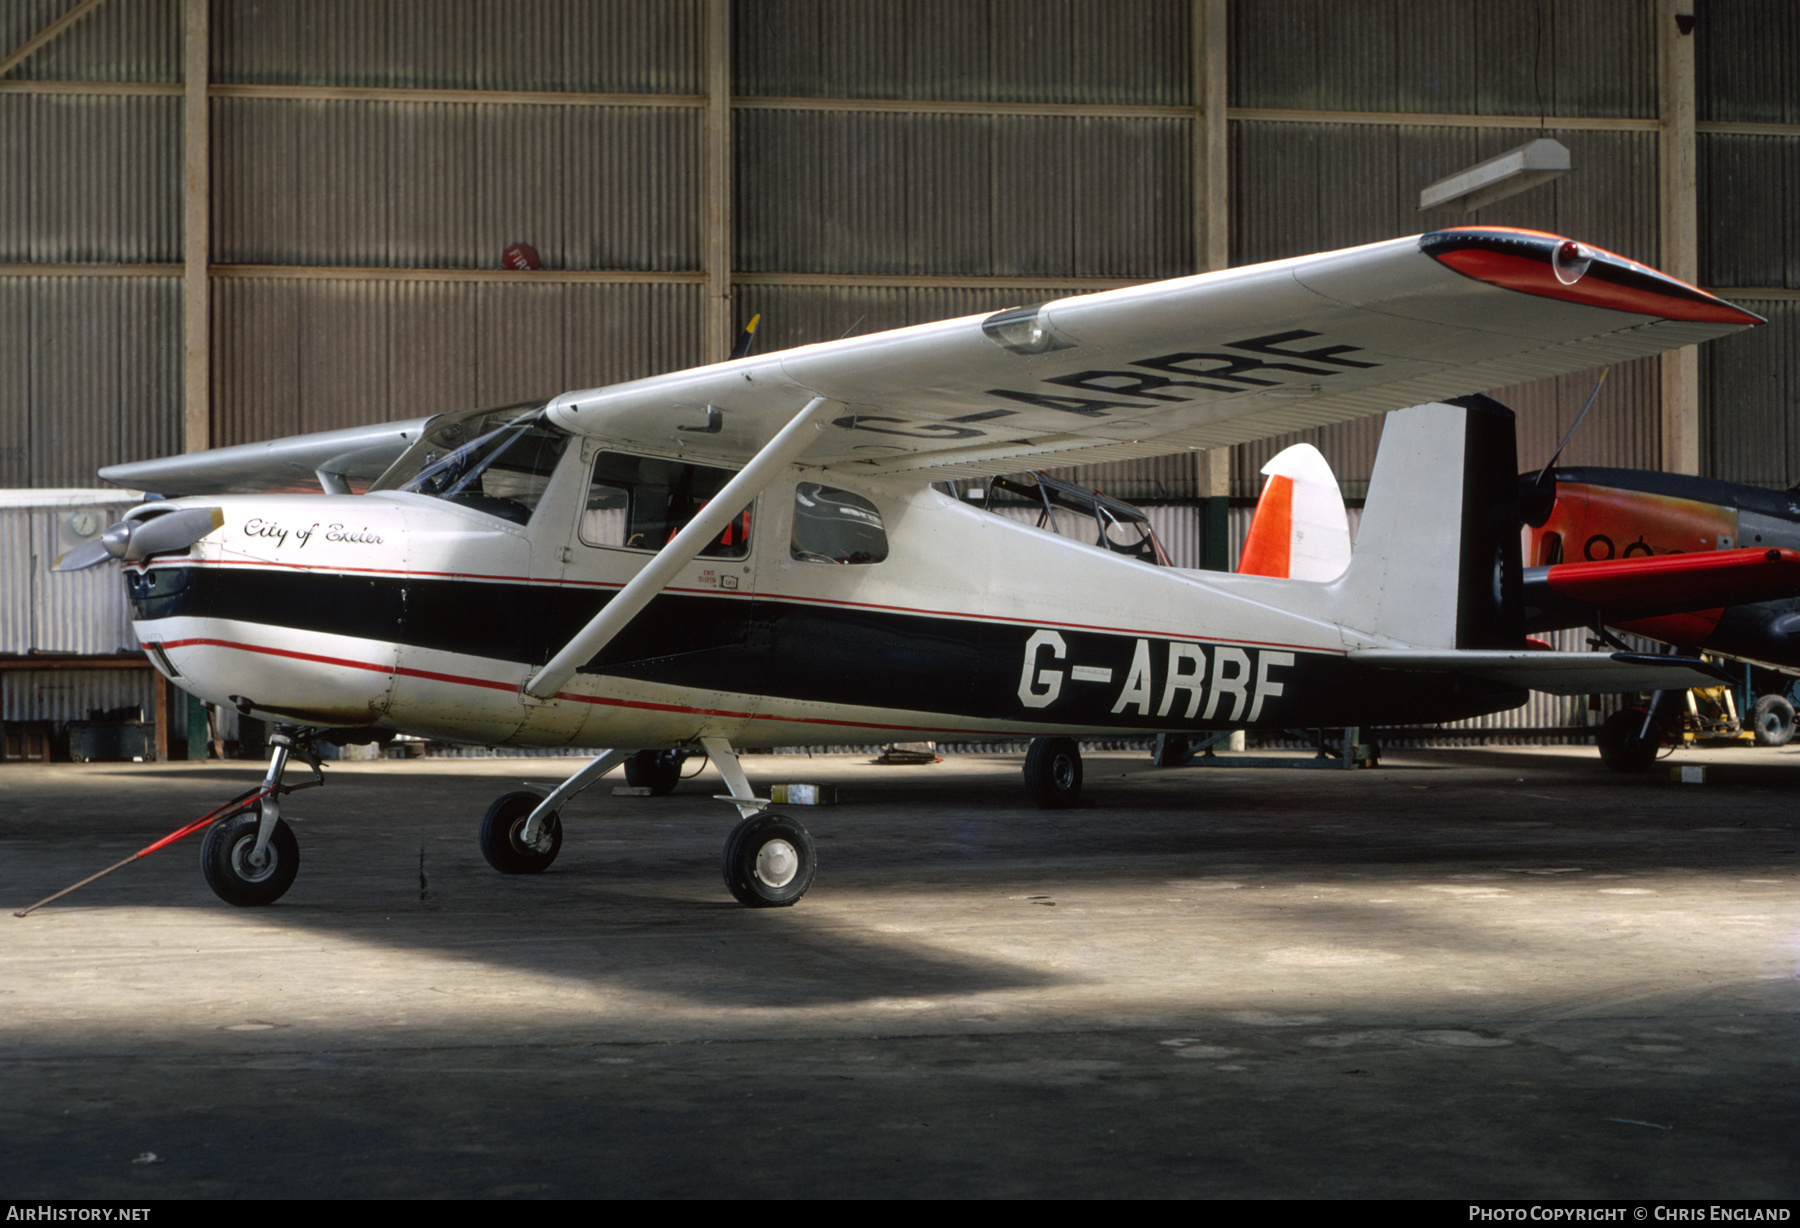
(478, 747), (634, 875)
(200, 725), (323, 906)
(700, 736), (816, 908)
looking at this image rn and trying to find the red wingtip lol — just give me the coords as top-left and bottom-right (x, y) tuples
(1423, 229), (1763, 326)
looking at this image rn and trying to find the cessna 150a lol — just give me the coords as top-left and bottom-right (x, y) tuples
(69, 227), (1761, 909)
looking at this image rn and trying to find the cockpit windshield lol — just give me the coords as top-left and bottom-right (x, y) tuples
(392, 408), (568, 526)
(370, 401), (544, 492)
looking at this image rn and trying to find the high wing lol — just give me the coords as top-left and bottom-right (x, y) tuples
(100, 417), (431, 496)
(546, 227), (1760, 480)
(100, 227), (1758, 497)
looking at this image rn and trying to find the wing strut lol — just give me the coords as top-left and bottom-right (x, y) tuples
(522, 395), (832, 701)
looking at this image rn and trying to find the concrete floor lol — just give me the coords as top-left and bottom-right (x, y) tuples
(0, 743), (1795, 1198)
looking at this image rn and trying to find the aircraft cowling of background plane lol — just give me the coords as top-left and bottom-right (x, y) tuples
(1523, 467), (1800, 670)
(62, 227), (1764, 910)
(1512, 466), (1800, 763)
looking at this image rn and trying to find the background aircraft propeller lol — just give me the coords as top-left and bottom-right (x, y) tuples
(1520, 367), (1610, 528)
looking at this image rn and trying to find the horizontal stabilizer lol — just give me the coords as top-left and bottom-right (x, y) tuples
(1348, 648), (1732, 695)
(1524, 547), (1800, 632)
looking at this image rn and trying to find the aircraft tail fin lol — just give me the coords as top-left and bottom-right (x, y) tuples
(1331, 397), (1523, 649)
(1237, 443), (1353, 581)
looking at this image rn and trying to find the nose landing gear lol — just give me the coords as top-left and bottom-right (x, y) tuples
(201, 804), (300, 906)
(200, 726), (323, 907)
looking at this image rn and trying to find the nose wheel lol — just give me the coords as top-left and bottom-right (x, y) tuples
(199, 725), (322, 907)
(722, 812), (816, 907)
(201, 805), (300, 906)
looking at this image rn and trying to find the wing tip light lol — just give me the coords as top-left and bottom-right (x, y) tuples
(1421, 227), (1763, 327)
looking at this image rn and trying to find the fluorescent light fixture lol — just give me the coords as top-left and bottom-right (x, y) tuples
(1418, 138), (1572, 213)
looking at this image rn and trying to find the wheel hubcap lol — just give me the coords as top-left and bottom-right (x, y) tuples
(511, 816), (553, 854)
(1051, 755), (1075, 790)
(229, 835), (277, 883)
(754, 838), (799, 889)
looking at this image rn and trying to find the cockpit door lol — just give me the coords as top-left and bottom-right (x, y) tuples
(555, 446), (759, 692)
(510, 435), (594, 744)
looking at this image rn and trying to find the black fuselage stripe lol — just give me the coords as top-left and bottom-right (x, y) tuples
(131, 566), (1524, 728)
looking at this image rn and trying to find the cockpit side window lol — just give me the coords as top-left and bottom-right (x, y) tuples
(791, 483), (888, 564)
(579, 452), (751, 559)
(399, 413), (568, 526)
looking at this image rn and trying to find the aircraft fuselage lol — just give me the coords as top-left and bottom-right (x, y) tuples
(126, 464), (1521, 748)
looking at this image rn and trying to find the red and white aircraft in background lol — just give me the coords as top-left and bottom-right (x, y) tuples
(63, 227), (1760, 908)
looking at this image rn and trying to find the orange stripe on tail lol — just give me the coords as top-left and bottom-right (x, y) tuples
(1238, 473), (1294, 578)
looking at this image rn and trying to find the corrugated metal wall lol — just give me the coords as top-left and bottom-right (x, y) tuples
(213, 99), (702, 270)
(0, 17), (184, 493)
(0, 506), (138, 655)
(0, 276), (183, 488)
(0, 0), (180, 83)
(734, 0), (1189, 104)
(1694, 1), (1800, 488)
(212, 278), (702, 441)
(1230, 0), (1656, 118)
(1694, 0), (1800, 125)
(734, 110), (1193, 278)
(0, 94), (181, 262)
(1702, 299), (1799, 488)
(0, 0), (1686, 497)
(2, 670), (156, 723)
(210, 0), (702, 93)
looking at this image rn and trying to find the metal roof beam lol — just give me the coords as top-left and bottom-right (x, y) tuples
(0, 0), (107, 80)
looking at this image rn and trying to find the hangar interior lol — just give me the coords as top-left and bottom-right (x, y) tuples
(2, 0), (1796, 757)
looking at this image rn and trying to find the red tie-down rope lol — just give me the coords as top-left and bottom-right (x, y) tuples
(13, 783), (278, 918)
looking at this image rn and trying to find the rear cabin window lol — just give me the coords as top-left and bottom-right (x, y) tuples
(580, 453), (750, 559)
(791, 483), (888, 564)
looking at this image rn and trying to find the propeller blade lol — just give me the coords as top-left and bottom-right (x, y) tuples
(53, 536), (119, 572)
(729, 312), (762, 361)
(125, 507), (224, 560)
(1533, 366), (1610, 489)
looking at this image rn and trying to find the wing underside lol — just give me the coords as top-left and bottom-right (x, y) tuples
(547, 227), (1760, 481)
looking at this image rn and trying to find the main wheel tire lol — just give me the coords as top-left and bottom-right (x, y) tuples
(1597, 708), (1659, 773)
(479, 790), (562, 874)
(1023, 736), (1083, 808)
(722, 812), (816, 907)
(201, 806), (299, 906)
(623, 749), (685, 796)
(1751, 694), (1796, 747)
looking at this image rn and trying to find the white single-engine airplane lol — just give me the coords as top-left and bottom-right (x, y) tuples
(67, 227), (1760, 909)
